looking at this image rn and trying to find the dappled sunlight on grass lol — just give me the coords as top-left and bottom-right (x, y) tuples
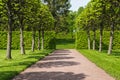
(0, 49), (53, 80)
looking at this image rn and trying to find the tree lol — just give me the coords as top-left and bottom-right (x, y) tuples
(38, 4), (54, 50)
(14, 0), (29, 54)
(42, 0), (71, 32)
(27, 0), (42, 52)
(1, 0), (15, 59)
(76, 6), (91, 50)
(106, 0), (120, 54)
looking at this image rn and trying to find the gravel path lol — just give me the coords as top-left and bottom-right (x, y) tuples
(12, 49), (115, 80)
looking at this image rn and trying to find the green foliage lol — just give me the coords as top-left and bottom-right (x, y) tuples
(56, 32), (75, 39)
(75, 31), (88, 49)
(56, 32), (75, 49)
(0, 50), (53, 80)
(0, 31), (56, 49)
(76, 31), (120, 50)
(42, 0), (71, 33)
(113, 32), (120, 49)
(44, 32), (56, 49)
(79, 49), (120, 80)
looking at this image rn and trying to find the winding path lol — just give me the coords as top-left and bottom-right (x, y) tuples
(12, 49), (115, 80)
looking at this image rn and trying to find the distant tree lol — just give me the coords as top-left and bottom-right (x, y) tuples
(42, 0), (71, 32)
(38, 5), (54, 50)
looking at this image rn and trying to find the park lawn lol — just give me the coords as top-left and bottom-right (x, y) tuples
(0, 50), (53, 80)
(78, 49), (120, 80)
(56, 39), (75, 49)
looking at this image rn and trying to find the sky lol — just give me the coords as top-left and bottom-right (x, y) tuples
(70, 0), (90, 11)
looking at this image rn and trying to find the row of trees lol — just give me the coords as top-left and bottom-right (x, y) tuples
(76, 0), (120, 54)
(0, 0), (71, 59)
(0, 0), (55, 59)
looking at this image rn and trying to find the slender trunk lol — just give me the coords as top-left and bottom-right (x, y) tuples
(32, 29), (36, 52)
(41, 29), (44, 50)
(93, 29), (96, 50)
(54, 21), (57, 33)
(38, 30), (41, 50)
(20, 27), (25, 54)
(6, 0), (12, 59)
(99, 26), (103, 52)
(108, 23), (114, 54)
(87, 30), (90, 50)
(19, 15), (25, 54)
(6, 26), (12, 59)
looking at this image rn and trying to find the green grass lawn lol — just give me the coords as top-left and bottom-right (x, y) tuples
(0, 50), (53, 80)
(56, 39), (75, 49)
(78, 49), (120, 80)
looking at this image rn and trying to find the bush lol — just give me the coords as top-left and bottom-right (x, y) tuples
(56, 32), (75, 39)
(0, 31), (56, 49)
(75, 31), (88, 49)
(76, 31), (120, 50)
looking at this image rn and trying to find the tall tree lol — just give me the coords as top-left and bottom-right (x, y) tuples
(107, 0), (120, 54)
(14, 0), (28, 54)
(1, 0), (14, 59)
(38, 4), (54, 50)
(42, 0), (71, 32)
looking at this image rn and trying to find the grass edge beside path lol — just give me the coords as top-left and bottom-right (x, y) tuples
(78, 49), (120, 80)
(0, 49), (54, 80)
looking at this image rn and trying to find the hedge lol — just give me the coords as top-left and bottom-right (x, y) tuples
(76, 31), (120, 50)
(56, 32), (75, 39)
(0, 31), (56, 49)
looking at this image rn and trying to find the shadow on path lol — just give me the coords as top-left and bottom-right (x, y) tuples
(32, 61), (79, 68)
(49, 53), (69, 56)
(42, 56), (74, 61)
(54, 50), (72, 53)
(13, 72), (87, 80)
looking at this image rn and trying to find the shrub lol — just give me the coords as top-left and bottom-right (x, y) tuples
(75, 31), (88, 49)
(56, 32), (75, 39)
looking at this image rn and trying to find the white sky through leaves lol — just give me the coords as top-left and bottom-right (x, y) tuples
(70, 0), (90, 11)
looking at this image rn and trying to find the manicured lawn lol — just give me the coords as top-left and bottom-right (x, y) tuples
(0, 50), (53, 80)
(78, 49), (120, 80)
(56, 39), (75, 49)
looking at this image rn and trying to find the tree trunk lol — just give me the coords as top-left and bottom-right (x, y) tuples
(54, 21), (57, 33)
(108, 23), (114, 54)
(20, 27), (25, 54)
(93, 29), (96, 50)
(99, 26), (103, 52)
(87, 30), (90, 50)
(19, 15), (25, 55)
(38, 30), (41, 50)
(6, 26), (12, 59)
(32, 29), (36, 52)
(41, 29), (44, 50)
(6, 0), (12, 59)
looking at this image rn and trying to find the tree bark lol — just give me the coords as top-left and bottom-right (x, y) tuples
(38, 30), (41, 50)
(20, 26), (25, 54)
(6, 0), (12, 59)
(41, 29), (44, 50)
(108, 23), (114, 54)
(99, 29), (103, 52)
(19, 15), (25, 54)
(87, 30), (91, 50)
(93, 29), (96, 50)
(6, 25), (12, 59)
(99, 25), (103, 52)
(32, 29), (36, 52)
